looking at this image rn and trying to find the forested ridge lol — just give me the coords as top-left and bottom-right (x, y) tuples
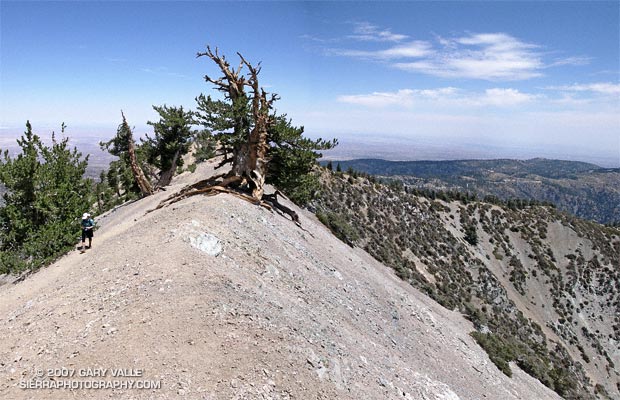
(328, 158), (620, 224)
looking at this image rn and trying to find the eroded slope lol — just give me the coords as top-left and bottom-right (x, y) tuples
(0, 163), (559, 399)
(312, 171), (619, 399)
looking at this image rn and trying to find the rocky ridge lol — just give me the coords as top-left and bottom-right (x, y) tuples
(0, 162), (560, 399)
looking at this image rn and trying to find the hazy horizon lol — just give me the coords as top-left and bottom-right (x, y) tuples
(1, 126), (617, 169)
(1, 2), (618, 169)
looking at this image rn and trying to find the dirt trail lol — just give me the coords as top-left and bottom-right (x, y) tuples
(0, 162), (560, 399)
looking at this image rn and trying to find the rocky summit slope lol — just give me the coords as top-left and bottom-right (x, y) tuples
(312, 170), (619, 399)
(0, 162), (560, 399)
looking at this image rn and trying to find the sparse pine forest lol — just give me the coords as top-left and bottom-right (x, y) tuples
(311, 167), (620, 399)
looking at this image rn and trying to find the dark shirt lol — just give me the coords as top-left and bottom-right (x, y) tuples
(81, 218), (94, 230)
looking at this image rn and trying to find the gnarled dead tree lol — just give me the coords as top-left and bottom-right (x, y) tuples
(154, 47), (300, 223)
(201, 47), (274, 200)
(100, 111), (154, 198)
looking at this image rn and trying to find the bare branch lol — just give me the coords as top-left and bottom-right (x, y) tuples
(235, 58), (245, 77)
(215, 156), (232, 170)
(199, 46), (247, 99)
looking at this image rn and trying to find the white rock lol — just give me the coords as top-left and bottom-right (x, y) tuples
(189, 233), (223, 256)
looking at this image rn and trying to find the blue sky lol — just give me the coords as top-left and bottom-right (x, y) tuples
(1, 1), (619, 165)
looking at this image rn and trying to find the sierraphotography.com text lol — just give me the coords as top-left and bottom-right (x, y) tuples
(19, 366), (161, 391)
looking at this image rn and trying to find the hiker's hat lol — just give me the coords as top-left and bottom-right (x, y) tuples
(82, 213), (89, 220)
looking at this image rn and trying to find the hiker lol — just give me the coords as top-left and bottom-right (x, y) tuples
(81, 213), (95, 250)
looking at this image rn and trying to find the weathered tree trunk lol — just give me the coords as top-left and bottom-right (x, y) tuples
(244, 84), (271, 200)
(96, 191), (104, 213)
(263, 191), (299, 223)
(124, 111), (153, 197)
(156, 148), (181, 188)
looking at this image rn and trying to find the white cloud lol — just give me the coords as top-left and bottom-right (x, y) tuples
(455, 33), (534, 50)
(416, 87), (459, 98)
(337, 89), (415, 107)
(337, 87), (536, 108)
(348, 22), (408, 42)
(479, 88), (536, 106)
(330, 27), (588, 81)
(545, 82), (620, 95)
(334, 41), (432, 60)
(394, 33), (544, 80)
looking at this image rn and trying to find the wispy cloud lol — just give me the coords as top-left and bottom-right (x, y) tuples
(333, 41), (433, 60)
(302, 22), (409, 46)
(327, 27), (589, 81)
(338, 89), (417, 107)
(348, 22), (408, 42)
(299, 34), (340, 44)
(545, 82), (620, 95)
(547, 56), (591, 67)
(590, 69), (620, 77)
(394, 33), (544, 80)
(337, 87), (537, 108)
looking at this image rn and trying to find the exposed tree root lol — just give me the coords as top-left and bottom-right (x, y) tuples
(148, 177), (301, 226)
(152, 181), (267, 211)
(262, 191), (299, 224)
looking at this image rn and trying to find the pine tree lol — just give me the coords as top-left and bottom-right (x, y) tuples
(265, 115), (336, 204)
(0, 121), (40, 250)
(100, 113), (153, 199)
(464, 225), (479, 246)
(194, 130), (217, 162)
(0, 122), (92, 273)
(145, 105), (196, 187)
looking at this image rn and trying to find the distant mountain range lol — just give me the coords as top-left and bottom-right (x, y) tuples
(326, 158), (620, 224)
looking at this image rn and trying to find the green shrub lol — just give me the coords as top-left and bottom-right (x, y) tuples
(470, 331), (518, 377)
(464, 225), (479, 246)
(316, 211), (359, 247)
